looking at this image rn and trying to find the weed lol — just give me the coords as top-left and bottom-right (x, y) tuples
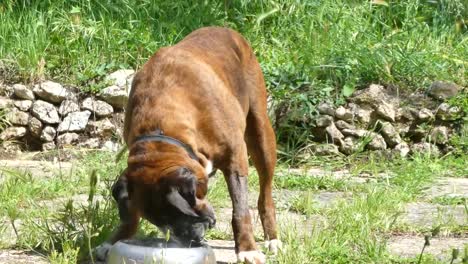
(1, 0), (467, 153)
(275, 173), (349, 191)
(1, 149), (466, 263)
(432, 196), (466, 206)
(289, 192), (320, 216)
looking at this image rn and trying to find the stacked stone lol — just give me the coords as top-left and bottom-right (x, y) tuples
(0, 70), (134, 151)
(310, 83), (464, 157)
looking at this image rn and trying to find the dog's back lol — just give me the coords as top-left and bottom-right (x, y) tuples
(124, 27), (268, 157)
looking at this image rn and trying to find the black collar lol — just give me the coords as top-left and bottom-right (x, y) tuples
(133, 129), (199, 162)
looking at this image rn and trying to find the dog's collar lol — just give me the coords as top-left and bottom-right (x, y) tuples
(133, 129), (199, 162)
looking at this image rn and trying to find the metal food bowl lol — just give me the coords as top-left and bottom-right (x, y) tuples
(107, 238), (216, 264)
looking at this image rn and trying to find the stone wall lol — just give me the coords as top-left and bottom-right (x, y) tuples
(310, 83), (464, 157)
(0, 70), (134, 153)
(0, 72), (465, 157)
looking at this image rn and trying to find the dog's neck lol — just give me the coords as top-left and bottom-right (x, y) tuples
(133, 129), (199, 162)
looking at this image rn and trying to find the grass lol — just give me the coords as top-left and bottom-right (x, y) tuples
(1, 0), (467, 156)
(1, 0), (466, 88)
(1, 150), (467, 263)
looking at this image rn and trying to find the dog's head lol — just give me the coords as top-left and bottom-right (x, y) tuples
(113, 145), (215, 245)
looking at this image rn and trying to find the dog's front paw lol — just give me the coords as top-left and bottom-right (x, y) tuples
(264, 239), (282, 255)
(94, 242), (112, 261)
(237, 250), (266, 264)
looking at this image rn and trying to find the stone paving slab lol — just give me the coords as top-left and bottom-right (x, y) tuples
(0, 250), (49, 264)
(272, 189), (349, 211)
(400, 202), (467, 228)
(0, 159), (74, 181)
(212, 208), (324, 240)
(208, 240), (237, 264)
(424, 177), (468, 199)
(388, 235), (467, 262)
(280, 167), (390, 184)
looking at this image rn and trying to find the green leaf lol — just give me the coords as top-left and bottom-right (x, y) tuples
(70, 6), (81, 14)
(342, 83), (355, 97)
(256, 7), (279, 26)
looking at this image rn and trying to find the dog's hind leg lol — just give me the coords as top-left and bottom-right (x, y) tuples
(245, 108), (281, 254)
(243, 61), (281, 254)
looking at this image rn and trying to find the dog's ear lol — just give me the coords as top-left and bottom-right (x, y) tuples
(112, 169), (132, 223)
(165, 167), (198, 217)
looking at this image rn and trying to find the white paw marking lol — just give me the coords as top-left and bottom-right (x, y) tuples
(94, 242), (112, 261)
(265, 239), (282, 254)
(237, 250), (266, 264)
(205, 160), (213, 175)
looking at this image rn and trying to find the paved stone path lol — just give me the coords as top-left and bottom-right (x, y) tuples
(0, 160), (466, 263)
(0, 250), (48, 264)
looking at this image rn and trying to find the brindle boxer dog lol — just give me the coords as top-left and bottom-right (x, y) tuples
(95, 27), (281, 264)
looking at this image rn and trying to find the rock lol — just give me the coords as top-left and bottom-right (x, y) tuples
(13, 100), (32, 111)
(315, 115), (333, 127)
(0, 84), (14, 96)
(429, 126), (449, 144)
(313, 144), (340, 155)
(393, 142), (410, 157)
(379, 121), (402, 147)
(366, 133), (387, 150)
(112, 112), (125, 140)
(376, 101), (395, 122)
(417, 108), (434, 121)
(335, 120), (355, 130)
(81, 97), (114, 117)
(354, 106), (373, 124)
(98, 85), (128, 108)
(6, 109), (29, 126)
(31, 100), (60, 124)
(339, 137), (359, 155)
(396, 107), (417, 122)
(58, 100), (80, 116)
(57, 111), (91, 132)
(427, 81), (460, 100)
(0, 127), (27, 140)
(325, 123), (344, 144)
(77, 138), (100, 149)
(105, 69), (135, 87)
(348, 84), (386, 106)
(436, 103), (462, 121)
(28, 117), (43, 138)
(317, 102), (335, 116)
(33, 81), (74, 103)
(127, 74), (134, 93)
(101, 140), (120, 152)
(42, 142), (56, 151)
(341, 128), (368, 137)
(0, 97), (13, 109)
(40, 126), (56, 142)
(335, 106), (353, 122)
(0, 141), (22, 155)
(56, 133), (80, 145)
(86, 119), (115, 138)
(13, 84), (35, 100)
(396, 124), (410, 137)
(411, 142), (440, 156)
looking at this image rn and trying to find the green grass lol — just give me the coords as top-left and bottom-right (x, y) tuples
(1, 0), (466, 155)
(1, 0), (466, 88)
(432, 196), (467, 206)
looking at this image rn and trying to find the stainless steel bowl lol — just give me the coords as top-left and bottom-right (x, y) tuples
(107, 238), (216, 264)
